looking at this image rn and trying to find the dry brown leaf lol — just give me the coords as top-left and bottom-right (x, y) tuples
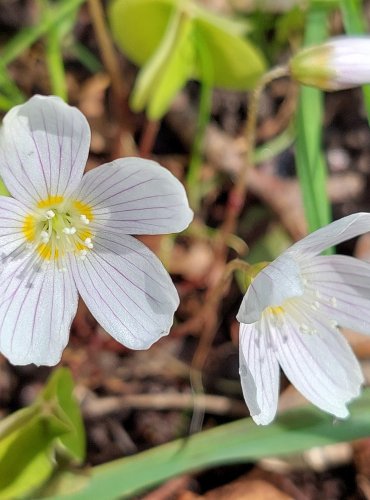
(203, 476), (293, 500)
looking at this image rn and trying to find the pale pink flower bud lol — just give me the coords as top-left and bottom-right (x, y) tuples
(290, 36), (370, 91)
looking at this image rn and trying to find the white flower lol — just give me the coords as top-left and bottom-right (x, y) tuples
(0, 95), (193, 366)
(290, 36), (370, 91)
(237, 213), (370, 425)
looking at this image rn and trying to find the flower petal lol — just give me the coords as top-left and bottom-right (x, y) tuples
(70, 232), (179, 349)
(0, 95), (90, 205)
(239, 319), (280, 425)
(237, 254), (304, 324)
(74, 157), (193, 235)
(275, 303), (363, 418)
(302, 254), (370, 335)
(0, 196), (31, 258)
(0, 256), (78, 366)
(291, 212), (370, 257)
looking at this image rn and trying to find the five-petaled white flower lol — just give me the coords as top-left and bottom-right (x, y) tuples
(237, 213), (370, 425)
(0, 95), (193, 366)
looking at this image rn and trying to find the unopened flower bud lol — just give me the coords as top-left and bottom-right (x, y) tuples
(290, 36), (370, 91)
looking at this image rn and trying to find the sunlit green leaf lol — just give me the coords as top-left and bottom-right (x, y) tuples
(295, 4), (332, 238)
(38, 469), (91, 498)
(41, 368), (85, 463)
(193, 11), (265, 89)
(131, 7), (194, 119)
(0, 411), (68, 499)
(109, 0), (266, 117)
(0, 368), (85, 499)
(109, 0), (175, 65)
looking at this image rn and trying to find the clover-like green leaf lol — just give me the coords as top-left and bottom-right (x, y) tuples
(109, 0), (266, 118)
(109, 0), (175, 65)
(131, 7), (194, 119)
(40, 367), (85, 463)
(193, 13), (266, 90)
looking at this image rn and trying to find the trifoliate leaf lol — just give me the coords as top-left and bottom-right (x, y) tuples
(109, 0), (175, 65)
(131, 8), (194, 119)
(193, 14), (266, 89)
(109, 0), (266, 118)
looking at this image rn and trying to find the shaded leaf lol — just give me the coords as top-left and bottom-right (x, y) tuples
(41, 368), (85, 463)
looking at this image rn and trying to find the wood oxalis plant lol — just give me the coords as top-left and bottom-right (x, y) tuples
(2, 0), (370, 498)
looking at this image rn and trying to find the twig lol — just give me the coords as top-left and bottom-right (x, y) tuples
(87, 0), (126, 103)
(87, 0), (133, 158)
(139, 120), (160, 158)
(83, 392), (247, 419)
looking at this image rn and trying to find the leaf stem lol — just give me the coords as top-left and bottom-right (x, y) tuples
(87, 0), (127, 103)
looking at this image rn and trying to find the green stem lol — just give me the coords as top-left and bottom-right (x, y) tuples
(186, 83), (212, 210)
(186, 37), (213, 212)
(46, 22), (67, 100)
(0, 0), (86, 68)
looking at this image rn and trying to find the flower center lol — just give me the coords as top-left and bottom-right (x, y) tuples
(22, 195), (94, 264)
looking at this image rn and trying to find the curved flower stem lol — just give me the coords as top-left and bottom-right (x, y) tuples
(189, 66), (290, 433)
(220, 65), (289, 242)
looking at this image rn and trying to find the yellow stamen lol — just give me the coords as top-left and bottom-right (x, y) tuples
(22, 196), (95, 262)
(72, 200), (94, 222)
(37, 244), (59, 260)
(22, 214), (36, 242)
(37, 195), (64, 209)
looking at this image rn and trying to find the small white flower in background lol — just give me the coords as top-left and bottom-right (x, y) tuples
(0, 95), (193, 366)
(290, 36), (370, 91)
(237, 213), (370, 425)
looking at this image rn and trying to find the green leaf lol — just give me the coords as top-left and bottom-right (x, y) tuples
(38, 469), (91, 498)
(193, 11), (265, 90)
(0, 0), (86, 68)
(109, 0), (175, 66)
(0, 368), (85, 499)
(275, 6), (306, 45)
(247, 224), (292, 264)
(41, 368), (86, 463)
(109, 0), (266, 117)
(46, 389), (370, 500)
(130, 7), (195, 119)
(295, 5), (332, 240)
(0, 412), (68, 499)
